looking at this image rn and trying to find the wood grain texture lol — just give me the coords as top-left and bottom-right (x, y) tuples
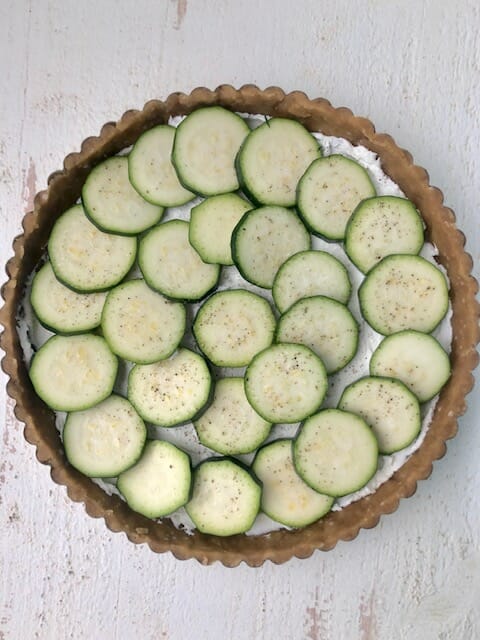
(1, 1), (479, 638)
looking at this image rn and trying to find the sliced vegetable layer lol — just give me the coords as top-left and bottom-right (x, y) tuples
(345, 196), (424, 273)
(194, 378), (272, 455)
(193, 289), (276, 367)
(48, 204), (137, 292)
(29, 334), (118, 412)
(293, 409), (379, 497)
(128, 124), (195, 207)
(63, 395), (147, 477)
(253, 439), (334, 528)
(25, 108), (455, 536)
(30, 262), (107, 334)
(189, 193), (252, 265)
(117, 440), (191, 518)
(172, 106), (250, 196)
(232, 205), (311, 288)
(297, 155), (376, 240)
(370, 331), (451, 402)
(101, 279), (186, 364)
(358, 254), (449, 335)
(128, 348), (212, 426)
(139, 219), (220, 301)
(237, 117), (321, 206)
(82, 156), (164, 234)
(276, 296), (358, 374)
(272, 250), (351, 313)
(339, 376), (421, 454)
(245, 343), (328, 423)
(185, 458), (261, 536)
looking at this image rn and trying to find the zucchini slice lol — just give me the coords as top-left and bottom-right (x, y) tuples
(252, 439), (334, 528)
(293, 409), (379, 497)
(189, 193), (252, 265)
(358, 254), (449, 335)
(193, 378), (272, 455)
(185, 458), (261, 536)
(30, 262), (107, 334)
(272, 250), (351, 313)
(128, 348), (212, 427)
(82, 156), (164, 234)
(193, 289), (276, 367)
(29, 334), (118, 412)
(370, 330), (451, 402)
(276, 296), (359, 374)
(297, 154), (376, 240)
(171, 106), (250, 196)
(117, 440), (191, 518)
(139, 219), (220, 301)
(339, 376), (421, 454)
(101, 279), (186, 364)
(345, 196), (424, 273)
(128, 125), (195, 207)
(244, 343), (328, 424)
(237, 117), (321, 206)
(231, 206), (311, 288)
(63, 395), (147, 478)
(48, 204), (137, 293)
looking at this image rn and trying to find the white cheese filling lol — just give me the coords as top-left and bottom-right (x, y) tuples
(17, 114), (452, 536)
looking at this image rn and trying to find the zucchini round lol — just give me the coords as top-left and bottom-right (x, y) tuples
(193, 289), (276, 367)
(185, 458), (261, 536)
(244, 343), (328, 424)
(293, 409), (379, 497)
(232, 205), (311, 289)
(63, 395), (147, 478)
(128, 348), (212, 427)
(29, 334), (118, 412)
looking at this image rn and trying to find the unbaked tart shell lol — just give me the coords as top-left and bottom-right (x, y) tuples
(1, 85), (479, 567)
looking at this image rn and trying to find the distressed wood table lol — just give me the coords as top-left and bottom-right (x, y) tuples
(1, 1), (479, 638)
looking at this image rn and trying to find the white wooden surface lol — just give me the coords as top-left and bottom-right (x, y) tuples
(1, 1), (479, 638)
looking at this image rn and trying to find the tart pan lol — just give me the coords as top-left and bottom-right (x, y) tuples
(1, 85), (478, 567)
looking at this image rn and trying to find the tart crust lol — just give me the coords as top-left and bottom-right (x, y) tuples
(1, 85), (479, 567)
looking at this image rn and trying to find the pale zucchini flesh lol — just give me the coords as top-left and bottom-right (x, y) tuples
(48, 204), (137, 293)
(189, 193), (252, 265)
(252, 439), (334, 528)
(193, 289), (276, 367)
(82, 156), (164, 234)
(244, 343), (328, 424)
(345, 196), (424, 273)
(193, 378), (272, 455)
(139, 219), (220, 301)
(128, 125), (195, 207)
(30, 262), (107, 334)
(101, 279), (186, 364)
(297, 154), (376, 240)
(339, 376), (421, 454)
(358, 254), (449, 335)
(232, 205), (311, 288)
(293, 409), (379, 497)
(185, 458), (261, 536)
(117, 440), (191, 518)
(63, 395), (147, 478)
(272, 250), (351, 313)
(172, 106), (250, 196)
(237, 117), (321, 206)
(29, 334), (118, 412)
(276, 295), (358, 374)
(370, 330), (451, 402)
(128, 348), (212, 427)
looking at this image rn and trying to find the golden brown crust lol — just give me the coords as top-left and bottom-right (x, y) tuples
(1, 85), (479, 567)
